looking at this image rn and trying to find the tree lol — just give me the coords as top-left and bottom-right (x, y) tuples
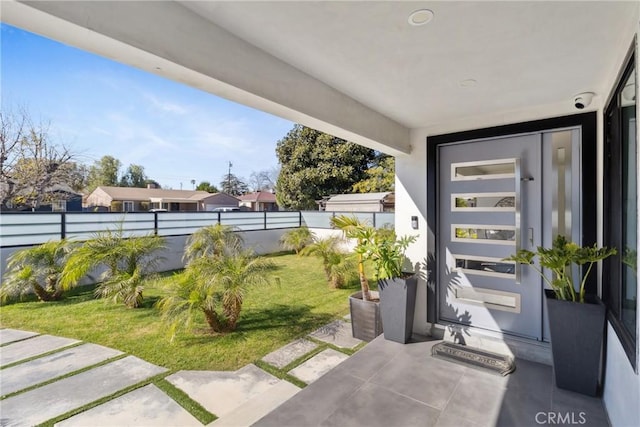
(331, 215), (377, 300)
(1, 109), (77, 210)
(183, 224), (243, 263)
(119, 164), (148, 188)
(248, 168), (278, 192)
(352, 155), (395, 193)
(220, 173), (248, 196)
(300, 236), (356, 288)
(64, 162), (89, 193)
(279, 226), (314, 255)
(86, 155), (121, 191)
(61, 226), (166, 308)
(195, 181), (219, 193)
(276, 125), (376, 210)
(1, 240), (73, 302)
(157, 224), (273, 337)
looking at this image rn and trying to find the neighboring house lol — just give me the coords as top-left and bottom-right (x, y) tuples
(318, 192), (394, 212)
(8, 184), (83, 212)
(237, 191), (278, 211)
(85, 186), (239, 212)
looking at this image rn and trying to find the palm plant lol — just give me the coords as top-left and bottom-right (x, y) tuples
(300, 235), (355, 288)
(183, 223), (243, 262)
(1, 239), (72, 302)
(279, 226), (314, 255)
(157, 249), (274, 337)
(331, 215), (377, 300)
(61, 227), (166, 308)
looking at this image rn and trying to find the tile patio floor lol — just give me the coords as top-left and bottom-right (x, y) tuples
(254, 335), (610, 427)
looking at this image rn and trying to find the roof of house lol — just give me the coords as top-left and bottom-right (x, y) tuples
(323, 192), (394, 204)
(92, 186), (237, 202)
(237, 191), (277, 203)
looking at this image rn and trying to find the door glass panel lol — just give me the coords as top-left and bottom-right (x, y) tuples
(452, 193), (515, 211)
(621, 68), (637, 336)
(454, 287), (521, 313)
(452, 159), (515, 181)
(453, 254), (515, 278)
(452, 224), (515, 244)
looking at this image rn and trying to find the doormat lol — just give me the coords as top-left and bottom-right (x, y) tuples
(431, 342), (516, 376)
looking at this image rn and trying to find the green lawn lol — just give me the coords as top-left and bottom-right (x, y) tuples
(0, 252), (366, 371)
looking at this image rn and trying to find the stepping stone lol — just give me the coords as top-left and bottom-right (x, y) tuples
(261, 339), (318, 369)
(308, 320), (362, 349)
(0, 335), (80, 367)
(1, 343), (123, 396)
(210, 380), (300, 427)
(0, 329), (39, 345)
(55, 384), (201, 427)
(0, 355), (167, 427)
(167, 364), (280, 418)
(288, 348), (349, 384)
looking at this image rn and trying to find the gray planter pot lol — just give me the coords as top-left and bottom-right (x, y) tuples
(378, 275), (418, 343)
(545, 289), (606, 396)
(349, 291), (382, 342)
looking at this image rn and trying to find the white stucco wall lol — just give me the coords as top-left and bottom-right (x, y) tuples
(0, 228), (294, 284)
(395, 135), (429, 335)
(603, 323), (640, 427)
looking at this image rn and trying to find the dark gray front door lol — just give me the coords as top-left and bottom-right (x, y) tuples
(438, 134), (543, 340)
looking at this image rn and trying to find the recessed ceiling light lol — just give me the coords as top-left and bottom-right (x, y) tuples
(459, 79), (477, 87)
(408, 9), (434, 26)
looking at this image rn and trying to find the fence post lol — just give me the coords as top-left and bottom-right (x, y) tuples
(217, 211), (221, 225)
(299, 211), (302, 228)
(61, 212), (66, 239)
(264, 211), (267, 230)
(154, 212), (158, 236)
(373, 212), (377, 228)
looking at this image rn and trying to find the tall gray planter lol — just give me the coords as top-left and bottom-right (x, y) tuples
(545, 289), (606, 396)
(349, 291), (382, 342)
(378, 275), (418, 344)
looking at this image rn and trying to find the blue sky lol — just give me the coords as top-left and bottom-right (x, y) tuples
(1, 24), (293, 190)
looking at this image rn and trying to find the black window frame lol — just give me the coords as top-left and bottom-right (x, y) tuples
(603, 41), (638, 372)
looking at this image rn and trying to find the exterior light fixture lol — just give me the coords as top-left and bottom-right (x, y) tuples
(408, 9), (434, 26)
(411, 216), (419, 230)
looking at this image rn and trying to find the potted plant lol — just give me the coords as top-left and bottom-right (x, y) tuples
(504, 235), (616, 396)
(331, 215), (381, 341)
(364, 229), (418, 344)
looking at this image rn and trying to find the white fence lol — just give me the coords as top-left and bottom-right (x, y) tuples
(0, 211), (394, 248)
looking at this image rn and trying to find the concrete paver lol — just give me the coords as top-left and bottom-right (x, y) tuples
(288, 348), (349, 384)
(0, 334), (80, 367)
(308, 320), (362, 349)
(55, 384), (202, 427)
(209, 380), (300, 427)
(0, 355), (167, 427)
(1, 343), (123, 396)
(261, 338), (318, 369)
(0, 329), (39, 345)
(167, 364), (280, 418)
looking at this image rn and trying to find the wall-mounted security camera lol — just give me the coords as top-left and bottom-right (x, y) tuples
(573, 92), (594, 110)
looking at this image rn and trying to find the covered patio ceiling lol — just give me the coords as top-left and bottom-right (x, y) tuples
(2, 1), (637, 154)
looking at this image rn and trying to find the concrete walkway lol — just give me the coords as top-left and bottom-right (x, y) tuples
(0, 321), (361, 426)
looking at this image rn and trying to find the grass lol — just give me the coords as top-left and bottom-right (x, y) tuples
(0, 252), (369, 372)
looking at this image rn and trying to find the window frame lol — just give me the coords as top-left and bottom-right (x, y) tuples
(123, 201), (135, 212)
(603, 41), (638, 372)
(50, 200), (67, 212)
